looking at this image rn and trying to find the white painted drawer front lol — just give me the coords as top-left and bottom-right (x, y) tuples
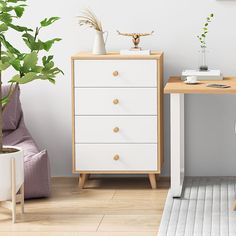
(75, 144), (157, 171)
(75, 116), (157, 143)
(75, 88), (157, 115)
(74, 60), (157, 87)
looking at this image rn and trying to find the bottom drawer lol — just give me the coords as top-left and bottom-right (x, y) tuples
(75, 144), (157, 171)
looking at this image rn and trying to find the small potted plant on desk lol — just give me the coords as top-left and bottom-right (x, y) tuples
(0, 0), (63, 223)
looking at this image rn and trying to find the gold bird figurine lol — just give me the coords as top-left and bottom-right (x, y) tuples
(117, 30), (154, 50)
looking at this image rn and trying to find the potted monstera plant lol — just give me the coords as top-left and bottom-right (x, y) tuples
(0, 0), (63, 203)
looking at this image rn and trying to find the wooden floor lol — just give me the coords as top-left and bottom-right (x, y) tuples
(0, 176), (169, 236)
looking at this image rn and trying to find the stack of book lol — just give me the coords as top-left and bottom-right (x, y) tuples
(181, 70), (223, 81)
(120, 49), (151, 55)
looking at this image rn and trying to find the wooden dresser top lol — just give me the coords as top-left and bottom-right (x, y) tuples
(71, 51), (163, 60)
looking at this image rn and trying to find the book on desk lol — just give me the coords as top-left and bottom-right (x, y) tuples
(181, 69), (223, 81)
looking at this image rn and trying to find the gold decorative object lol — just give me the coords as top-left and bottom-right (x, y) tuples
(117, 30), (154, 50)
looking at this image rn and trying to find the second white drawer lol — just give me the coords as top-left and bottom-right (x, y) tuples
(75, 116), (157, 143)
(74, 88), (157, 115)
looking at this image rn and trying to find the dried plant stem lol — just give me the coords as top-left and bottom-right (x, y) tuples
(78, 9), (103, 32)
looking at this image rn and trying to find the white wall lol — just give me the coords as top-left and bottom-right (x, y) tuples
(4, 0), (236, 176)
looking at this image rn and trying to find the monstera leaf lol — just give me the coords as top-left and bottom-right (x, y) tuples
(40, 17), (60, 27)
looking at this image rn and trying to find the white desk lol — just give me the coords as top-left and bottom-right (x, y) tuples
(164, 77), (236, 197)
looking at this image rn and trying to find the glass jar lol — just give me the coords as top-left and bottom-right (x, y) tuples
(198, 46), (208, 71)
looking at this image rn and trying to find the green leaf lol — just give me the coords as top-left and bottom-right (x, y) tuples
(10, 59), (21, 71)
(3, 7), (13, 12)
(1, 96), (9, 107)
(40, 17), (60, 27)
(22, 52), (38, 72)
(0, 60), (10, 70)
(53, 67), (64, 76)
(0, 13), (12, 24)
(10, 74), (20, 82)
(14, 6), (24, 17)
(0, 1), (7, 11)
(22, 32), (34, 49)
(10, 72), (37, 84)
(42, 55), (53, 65)
(0, 35), (21, 55)
(0, 23), (8, 32)
(8, 23), (32, 32)
(43, 38), (61, 51)
(7, 0), (26, 3)
(22, 33), (44, 51)
(45, 61), (54, 70)
(32, 66), (43, 73)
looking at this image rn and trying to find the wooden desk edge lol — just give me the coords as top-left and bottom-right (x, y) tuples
(164, 76), (236, 94)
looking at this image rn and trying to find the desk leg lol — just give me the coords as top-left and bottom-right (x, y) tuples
(171, 93), (185, 198)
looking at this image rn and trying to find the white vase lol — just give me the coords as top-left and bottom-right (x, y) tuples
(93, 30), (108, 55)
(0, 146), (24, 201)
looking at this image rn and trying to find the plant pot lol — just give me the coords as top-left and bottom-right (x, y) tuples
(0, 146), (24, 201)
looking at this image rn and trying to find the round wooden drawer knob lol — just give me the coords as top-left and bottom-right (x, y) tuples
(113, 71), (119, 77)
(113, 155), (120, 161)
(113, 127), (120, 133)
(113, 99), (119, 105)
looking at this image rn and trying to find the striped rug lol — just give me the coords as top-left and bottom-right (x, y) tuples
(158, 177), (236, 236)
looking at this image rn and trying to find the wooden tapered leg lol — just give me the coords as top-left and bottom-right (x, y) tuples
(78, 174), (88, 189)
(19, 184), (24, 214)
(148, 174), (157, 189)
(11, 158), (16, 223)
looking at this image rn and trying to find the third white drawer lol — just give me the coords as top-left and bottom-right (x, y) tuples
(75, 116), (157, 143)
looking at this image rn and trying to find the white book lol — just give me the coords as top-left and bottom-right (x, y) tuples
(181, 69), (223, 81)
(181, 75), (223, 81)
(120, 49), (151, 55)
(182, 70), (221, 76)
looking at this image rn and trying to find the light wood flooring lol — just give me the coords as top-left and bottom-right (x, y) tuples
(0, 176), (169, 236)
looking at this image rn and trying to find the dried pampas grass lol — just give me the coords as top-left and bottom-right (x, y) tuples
(78, 9), (103, 32)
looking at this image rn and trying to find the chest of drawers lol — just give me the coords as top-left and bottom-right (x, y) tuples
(71, 52), (164, 189)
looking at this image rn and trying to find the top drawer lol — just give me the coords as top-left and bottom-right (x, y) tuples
(74, 60), (157, 87)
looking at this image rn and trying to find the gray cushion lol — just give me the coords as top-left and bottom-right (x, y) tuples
(24, 150), (51, 199)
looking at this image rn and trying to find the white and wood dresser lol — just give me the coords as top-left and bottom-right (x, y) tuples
(71, 52), (164, 189)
